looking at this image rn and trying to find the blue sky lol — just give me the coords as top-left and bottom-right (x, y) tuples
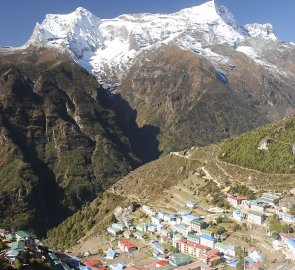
(0, 0), (294, 46)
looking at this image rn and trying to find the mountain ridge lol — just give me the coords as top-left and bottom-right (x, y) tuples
(17, 0), (283, 85)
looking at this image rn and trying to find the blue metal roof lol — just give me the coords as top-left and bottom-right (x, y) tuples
(288, 239), (295, 248)
(200, 234), (215, 241)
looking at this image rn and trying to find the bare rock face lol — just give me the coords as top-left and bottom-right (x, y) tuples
(118, 45), (268, 153)
(258, 137), (270, 150)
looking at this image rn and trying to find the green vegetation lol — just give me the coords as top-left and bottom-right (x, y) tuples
(0, 50), (144, 235)
(220, 116), (295, 174)
(229, 184), (255, 199)
(46, 192), (126, 249)
(268, 214), (292, 233)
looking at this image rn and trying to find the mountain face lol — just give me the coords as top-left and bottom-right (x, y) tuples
(117, 45), (267, 153)
(0, 48), (159, 235)
(21, 0), (295, 154)
(1, 0), (295, 234)
(26, 0), (282, 85)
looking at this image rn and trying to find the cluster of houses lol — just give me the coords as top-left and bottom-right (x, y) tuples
(0, 229), (37, 265)
(102, 203), (269, 270)
(228, 192), (294, 225)
(227, 192), (295, 258)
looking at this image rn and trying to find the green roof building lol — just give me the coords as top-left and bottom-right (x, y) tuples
(215, 242), (228, 253)
(169, 253), (191, 267)
(10, 241), (25, 251)
(187, 233), (200, 243)
(201, 229), (214, 237)
(5, 234), (15, 241)
(16, 230), (31, 239)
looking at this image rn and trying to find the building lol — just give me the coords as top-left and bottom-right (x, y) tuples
(280, 233), (295, 245)
(151, 216), (163, 226)
(5, 250), (20, 264)
(136, 223), (148, 232)
(147, 224), (157, 232)
(172, 234), (183, 249)
(123, 218), (133, 229)
(250, 202), (268, 213)
(118, 240), (137, 253)
(200, 229), (215, 237)
(107, 226), (122, 236)
(158, 211), (168, 220)
(164, 214), (177, 223)
(142, 205), (156, 216)
(232, 210), (245, 222)
(150, 241), (165, 255)
(190, 218), (206, 233)
(249, 250), (263, 263)
(258, 193), (280, 206)
(287, 239), (295, 255)
(227, 195), (247, 208)
(174, 261), (215, 270)
(179, 238), (209, 258)
(187, 233), (200, 244)
(169, 253), (191, 267)
(181, 214), (199, 225)
(200, 234), (216, 249)
(145, 260), (170, 269)
(110, 263), (126, 270)
(200, 249), (222, 267)
(112, 223), (125, 231)
(85, 259), (103, 269)
(225, 245), (236, 257)
(15, 230), (33, 245)
(11, 241), (25, 252)
(0, 229), (7, 237)
(105, 248), (116, 260)
(282, 214), (295, 223)
(247, 211), (266, 225)
(215, 242), (227, 254)
(133, 231), (145, 240)
(173, 224), (190, 236)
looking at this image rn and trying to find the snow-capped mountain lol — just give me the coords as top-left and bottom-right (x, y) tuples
(25, 0), (282, 85)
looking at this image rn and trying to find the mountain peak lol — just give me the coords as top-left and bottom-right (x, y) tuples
(26, 2), (282, 84)
(245, 23), (277, 40)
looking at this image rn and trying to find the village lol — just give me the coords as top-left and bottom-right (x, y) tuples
(1, 189), (295, 270)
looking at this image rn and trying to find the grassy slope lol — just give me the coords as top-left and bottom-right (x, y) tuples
(219, 116), (295, 174)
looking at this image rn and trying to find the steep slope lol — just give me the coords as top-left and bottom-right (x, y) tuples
(0, 48), (157, 235)
(117, 45), (267, 153)
(18, 0), (295, 154)
(220, 116), (295, 174)
(46, 116), (295, 249)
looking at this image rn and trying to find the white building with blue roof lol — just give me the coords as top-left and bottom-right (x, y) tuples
(287, 239), (295, 255)
(200, 234), (216, 249)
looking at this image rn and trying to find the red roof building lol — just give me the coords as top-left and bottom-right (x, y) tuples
(179, 238), (210, 258)
(118, 239), (138, 253)
(227, 195), (247, 207)
(200, 249), (222, 266)
(85, 259), (103, 269)
(145, 260), (169, 269)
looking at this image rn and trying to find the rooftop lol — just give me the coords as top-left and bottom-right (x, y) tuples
(16, 230), (31, 238)
(191, 218), (204, 225)
(200, 234), (215, 241)
(179, 238), (209, 250)
(248, 210), (265, 217)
